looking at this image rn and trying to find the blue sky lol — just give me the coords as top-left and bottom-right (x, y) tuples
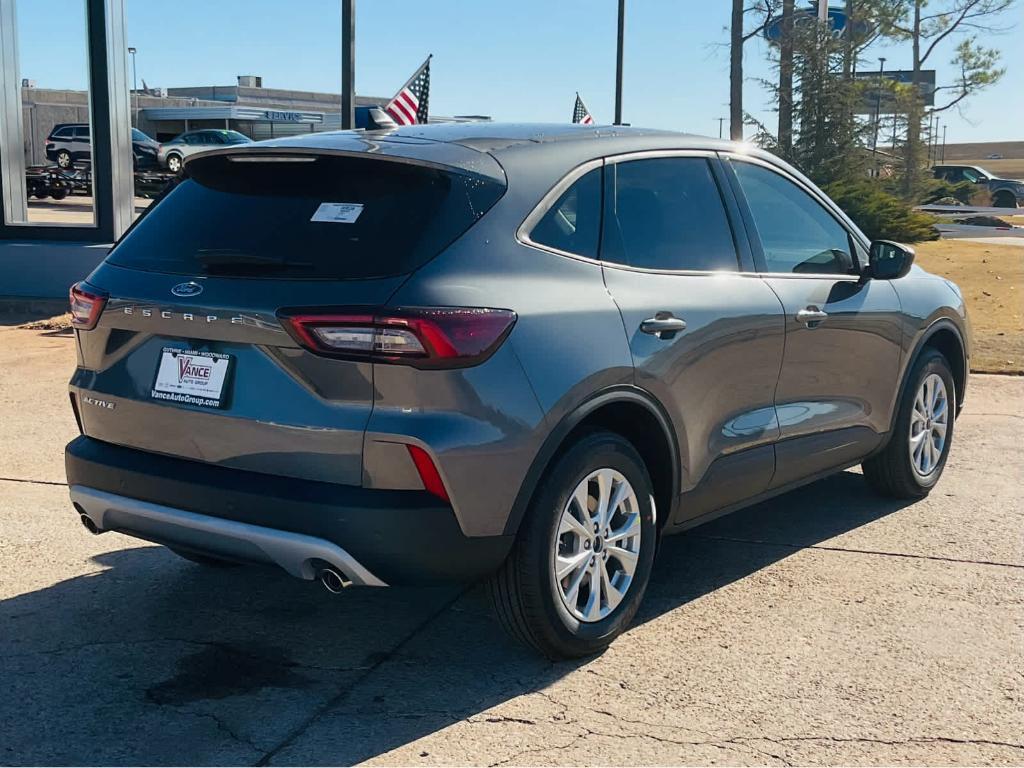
(16, 0), (1023, 143)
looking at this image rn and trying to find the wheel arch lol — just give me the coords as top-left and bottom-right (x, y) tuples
(503, 386), (680, 537)
(894, 318), (968, 429)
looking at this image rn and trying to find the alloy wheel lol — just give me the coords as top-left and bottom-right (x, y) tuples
(552, 468), (642, 623)
(909, 372), (948, 478)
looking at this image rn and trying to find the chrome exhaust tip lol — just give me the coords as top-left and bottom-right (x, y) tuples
(79, 513), (101, 535)
(319, 568), (350, 593)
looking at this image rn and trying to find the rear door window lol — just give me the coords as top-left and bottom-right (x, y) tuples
(107, 153), (505, 280)
(602, 157), (739, 271)
(528, 168), (601, 259)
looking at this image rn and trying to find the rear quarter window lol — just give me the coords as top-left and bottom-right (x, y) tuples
(107, 154), (505, 280)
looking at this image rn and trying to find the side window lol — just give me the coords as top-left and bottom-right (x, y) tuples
(602, 157), (739, 272)
(528, 167), (601, 259)
(732, 161), (855, 275)
(961, 168), (980, 183)
(75, 126), (90, 140)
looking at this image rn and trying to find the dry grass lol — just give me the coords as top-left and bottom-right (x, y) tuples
(18, 312), (72, 331)
(913, 240), (1023, 374)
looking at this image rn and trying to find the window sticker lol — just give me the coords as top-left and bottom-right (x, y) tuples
(311, 202), (364, 223)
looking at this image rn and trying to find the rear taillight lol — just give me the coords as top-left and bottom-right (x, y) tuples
(280, 307), (517, 369)
(69, 282), (107, 330)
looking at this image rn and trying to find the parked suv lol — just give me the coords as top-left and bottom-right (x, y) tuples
(932, 164), (1024, 208)
(158, 129), (252, 173)
(66, 125), (969, 659)
(45, 124), (160, 169)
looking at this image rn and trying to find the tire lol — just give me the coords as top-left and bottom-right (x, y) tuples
(56, 149), (72, 169)
(489, 430), (658, 659)
(166, 153), (183, 174)
(169, 547), (240, 567)
(49, 189), (69, 201)
(863, 348), (955, 499)
(992, 191), (1018, 209)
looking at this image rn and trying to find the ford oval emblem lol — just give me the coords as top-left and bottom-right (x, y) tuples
(171, 281), (203, 298)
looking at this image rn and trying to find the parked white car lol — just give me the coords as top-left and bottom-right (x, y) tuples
(158, 129), (252, 173)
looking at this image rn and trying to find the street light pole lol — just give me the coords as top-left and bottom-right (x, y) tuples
(341, 0), (355, 130)
(614, 0), (625, 125)
(127, 46), (137, 128)
(717, 117), (726, 138)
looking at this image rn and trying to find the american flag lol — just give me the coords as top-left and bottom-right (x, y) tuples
(386, 56), (431, 126)
(572, 93), (594, 125)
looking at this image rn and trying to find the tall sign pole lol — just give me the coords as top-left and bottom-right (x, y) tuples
(614, 0), (625, 125)
(341, 0), (355, 129)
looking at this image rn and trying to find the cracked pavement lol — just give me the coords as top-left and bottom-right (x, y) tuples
(1, 326), (1021, 765)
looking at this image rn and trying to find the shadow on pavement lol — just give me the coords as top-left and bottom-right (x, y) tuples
(0, 470), (913, 765)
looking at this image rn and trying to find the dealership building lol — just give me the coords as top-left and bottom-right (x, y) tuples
(20, 75), (489, 166)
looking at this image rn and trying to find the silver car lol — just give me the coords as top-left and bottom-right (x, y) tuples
(66, 124), (969, 659)
(157, 129), (252, 173)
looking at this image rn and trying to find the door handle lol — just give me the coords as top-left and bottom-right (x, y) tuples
(640, 315), (687, 338)
(796, 307), (828, 327)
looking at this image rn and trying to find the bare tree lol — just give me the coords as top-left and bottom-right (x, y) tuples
(778, 0), (795, 154)
(890, 0), (1013, 195)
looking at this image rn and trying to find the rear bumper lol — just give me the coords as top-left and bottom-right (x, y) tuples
(65, 436), (514, 585)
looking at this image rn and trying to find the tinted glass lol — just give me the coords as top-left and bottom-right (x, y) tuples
(733, 161), (854, 275)
(602, 158), (738, 271)
(107, 154), (506, 280)
(131, 128), (150, 141)
(74, 126), (90, 139)
(53, 126), (73, 138)
(221, 130), (251, 145)
(529, 168), (601, 258)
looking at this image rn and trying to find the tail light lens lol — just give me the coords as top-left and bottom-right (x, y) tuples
(69, 282), (108, 330)
(406, 444), (450, 503)
(280, 307), (517, 369)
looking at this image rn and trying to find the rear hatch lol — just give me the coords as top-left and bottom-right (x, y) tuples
(70, 143), (505, 485)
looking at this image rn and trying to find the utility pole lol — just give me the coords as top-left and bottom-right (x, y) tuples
(941, 124), (947, 163)
(717, 117), (726, 138)
(128, 46), (137, 128)
(340, 0), (355, 129)
(614, 0), (625, 125)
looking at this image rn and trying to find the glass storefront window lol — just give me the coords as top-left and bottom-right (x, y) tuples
(5, 0), (97, 227)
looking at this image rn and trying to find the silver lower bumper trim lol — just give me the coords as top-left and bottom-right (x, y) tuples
(70, 485), (387, 587)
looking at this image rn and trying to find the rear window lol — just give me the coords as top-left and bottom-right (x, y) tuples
(107, 154), (505, 279)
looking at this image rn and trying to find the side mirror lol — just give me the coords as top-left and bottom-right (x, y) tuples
(867, 240), (915, 280)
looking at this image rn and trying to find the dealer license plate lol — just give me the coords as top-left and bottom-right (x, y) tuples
(151, 348), (232, 408)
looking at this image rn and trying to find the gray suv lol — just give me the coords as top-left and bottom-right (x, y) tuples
(66, 125), (970, 658)
(932, 164), (1024, 208)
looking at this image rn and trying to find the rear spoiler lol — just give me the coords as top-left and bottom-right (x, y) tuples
(186, 140), (507, 186)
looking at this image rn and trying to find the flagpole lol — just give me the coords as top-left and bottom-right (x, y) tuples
(614, 0), (625, 124)
(341, 0), (355, 129)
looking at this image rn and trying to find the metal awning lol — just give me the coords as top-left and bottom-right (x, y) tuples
(140, 106), (325, 123)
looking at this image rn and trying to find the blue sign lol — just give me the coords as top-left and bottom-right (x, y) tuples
(764, 5), (869, 42)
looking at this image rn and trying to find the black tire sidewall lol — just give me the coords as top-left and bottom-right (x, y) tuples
(523, 431), (657, 654)
(57, 150), (71, 168)
(167, 154), (182, 172)
(895, 350), (956, 491)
